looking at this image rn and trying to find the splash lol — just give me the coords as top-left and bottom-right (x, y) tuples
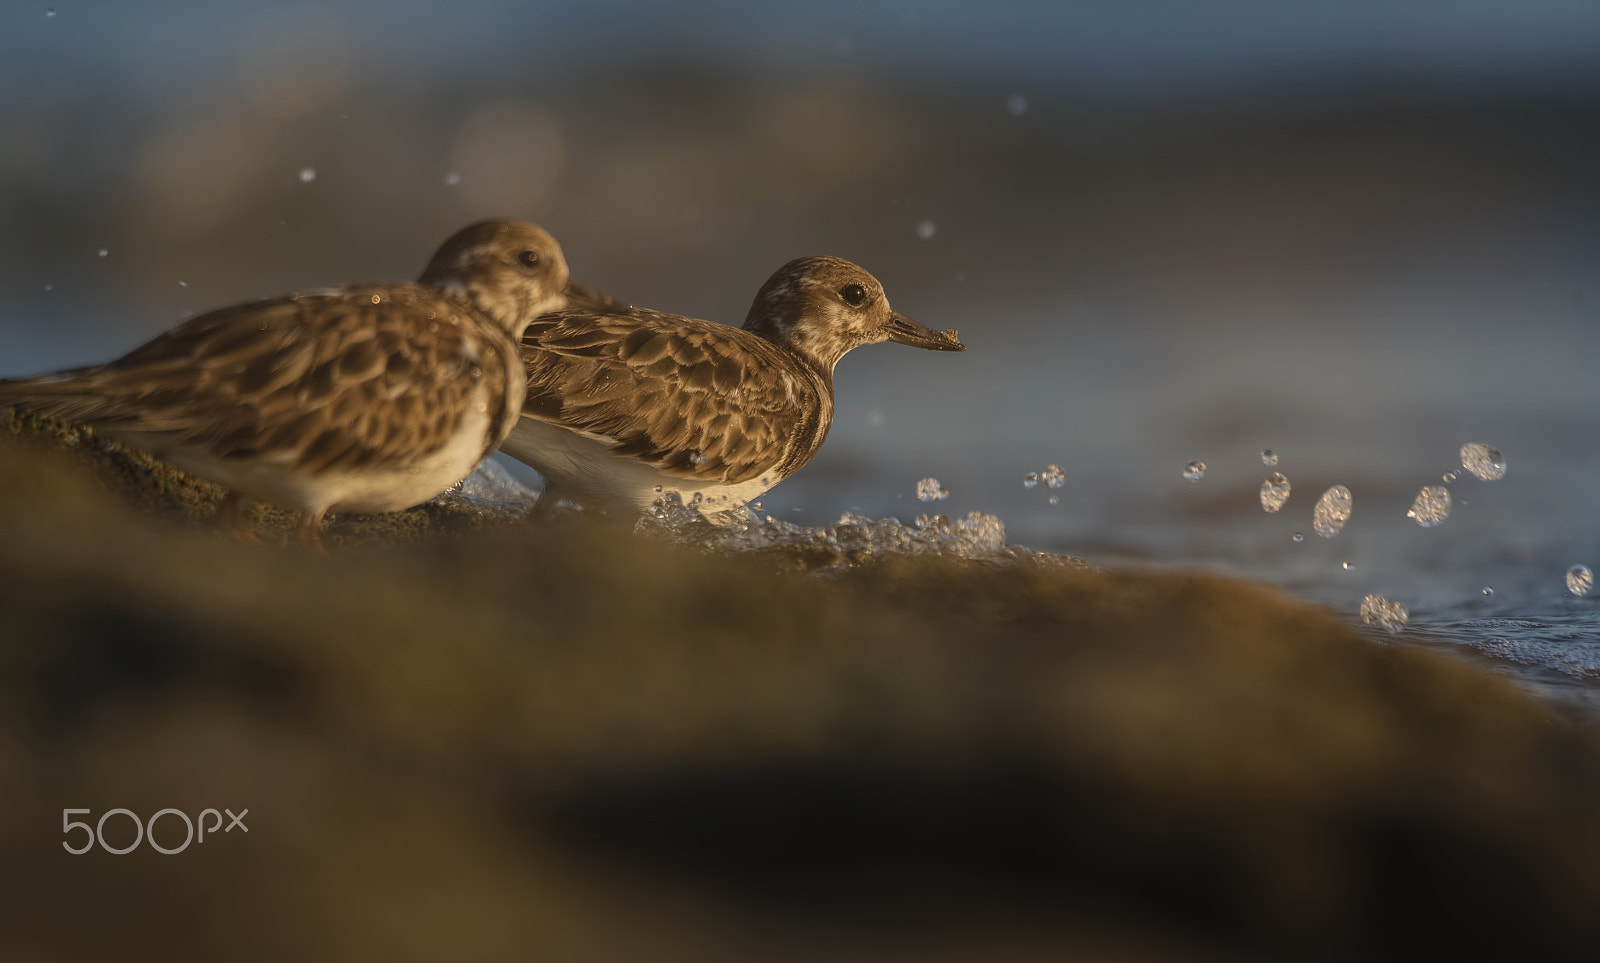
(1406, 485), (1452, 528)
(1460, 443), (1506, 481)
(1360, 594), (1409, 634)
(636, 493), (1022, 566)
(1259, 472), (1291, 513)
(1312, 485), (1353, 538)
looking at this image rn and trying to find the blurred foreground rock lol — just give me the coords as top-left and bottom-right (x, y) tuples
(2, 418), (1600, 962)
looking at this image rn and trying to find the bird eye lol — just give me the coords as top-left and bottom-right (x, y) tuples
(518, 249), (543, 268)
(840, 283), (867, 307)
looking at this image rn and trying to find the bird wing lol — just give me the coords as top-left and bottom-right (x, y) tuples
(520, 309), (823, 484)
(0, 285), (519, 476)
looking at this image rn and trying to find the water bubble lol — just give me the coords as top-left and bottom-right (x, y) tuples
(1006, 93), (1029, 116)
(298, 166), (317, 183)
(1292, 532), (1304, 543)
(1442, 471), (1458, 483)
(1042, 464), (1065, 489)
(1568, 564), (1594, 597)
(1406, 485), (1452, 528)
(915, 477), (949, 502)
(1260, 449), (1278, 466)
(1022, 472), (1039, 490)
(97, 248), (108, 258)
(1181, 460), (1206, 482)
(1360, 594), (1410, 634)
(1460, 443), (1506, 481)
(46, 7), (55, 16)
(688, 450), (708, 466)
(444, 172), (461, 186)
(42, 283), (52, 292)
(1482, 586), (1494, 597)
(1259, 472), (1291, 513)
(1312, 485), (1353, 538)
(915, 219), (937, 240)
(1047, 495), (1059, 506)
(1342, 561), (1353, 571)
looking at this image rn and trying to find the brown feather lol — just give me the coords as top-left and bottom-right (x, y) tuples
(520, 309), (828, 485)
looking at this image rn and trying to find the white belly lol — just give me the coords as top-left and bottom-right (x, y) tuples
(501, 416), (777, 516)
(114, 401), (495, 516)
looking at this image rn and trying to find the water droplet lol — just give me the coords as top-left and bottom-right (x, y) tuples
(689, 450), (708, 466)
(1292, 532), (1304, 543)
(1022, 472), (1039, 490)
(915, 477), (949, 502)
(1360, 594), (1409, 634)
(1567, 564), (1594, 597)
(1406, 485), (1452, 528)
(1442, 471), (1458, 483)
(97, 248), (108, 258)
(1047, 495), (1059, 505)
(1042, 464), (1065, 489)
(177, 280), (188, 287)
(444, 171), (461, 186)
(1006, 93), (1028, 116)
(1481, 586), (1494, 597)
(46, 7), (55, 16)
(1181, 460), (1206, 482)
(1460, 443), (1506, 481)
(1259, 472), (1291, 513)
(298, 166), (317, 183)
(1312, 485), (1353, 538)
(1342, 561), (1353, 571)
(915, 219), (937, 240)
(1260, 449), (1278, 466)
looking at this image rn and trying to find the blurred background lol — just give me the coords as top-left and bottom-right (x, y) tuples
(2, 0), (1598, 670)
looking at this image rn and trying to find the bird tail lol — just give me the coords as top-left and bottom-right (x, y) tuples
(0, 367), (128, 426)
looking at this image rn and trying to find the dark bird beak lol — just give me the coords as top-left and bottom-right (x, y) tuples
(884, 311), (966, 352)
(562, 279), (629, 314)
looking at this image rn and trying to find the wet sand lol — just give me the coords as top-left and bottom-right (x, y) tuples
(4, 415), (1600, 961)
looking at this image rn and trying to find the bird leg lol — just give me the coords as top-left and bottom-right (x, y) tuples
(528, 482), (562, 522)
(294, 510), (328, 553)
(215, 491), (260, 544)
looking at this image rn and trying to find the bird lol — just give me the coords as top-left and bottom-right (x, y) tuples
(502, 255), (965, 518)
(0, 219), (571, 548)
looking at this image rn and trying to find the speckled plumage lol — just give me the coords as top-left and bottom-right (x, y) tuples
(0, 219), (570, 546)
(504, 255), (964, 516)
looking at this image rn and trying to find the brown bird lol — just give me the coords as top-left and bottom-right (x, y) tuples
(501, 255), (965, 517)
(0, 219), (570, 547)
